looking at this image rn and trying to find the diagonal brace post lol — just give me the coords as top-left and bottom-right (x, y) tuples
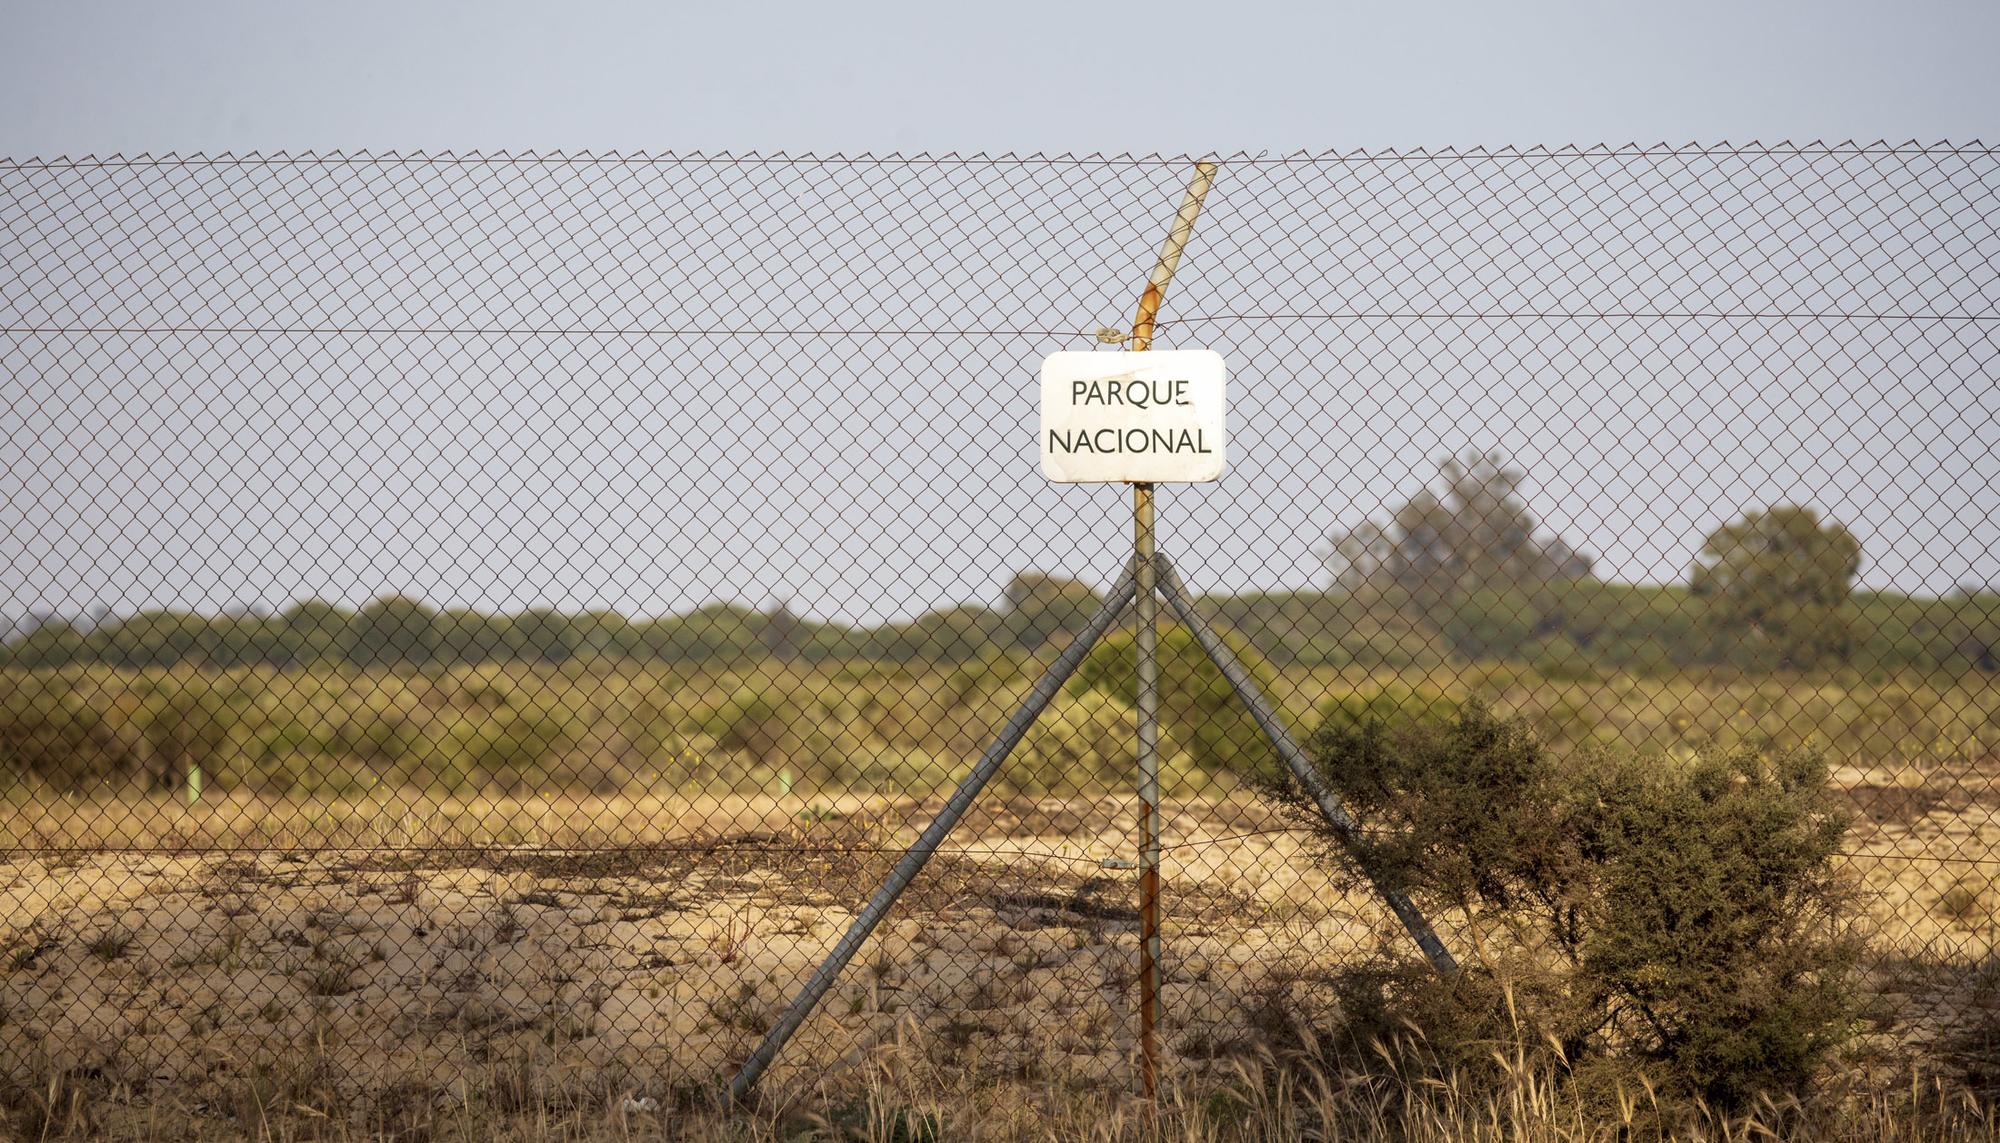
(1152, 553), (1459, 976)
(728, 561), (1142, 1102)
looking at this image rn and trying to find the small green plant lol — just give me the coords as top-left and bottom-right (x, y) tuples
(84, 928), (134, 962)
(301, 962), (359, 997)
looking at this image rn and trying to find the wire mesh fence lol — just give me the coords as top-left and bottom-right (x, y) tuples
(2, 144), (1997, 1125)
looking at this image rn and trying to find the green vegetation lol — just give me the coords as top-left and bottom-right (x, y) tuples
(1000, 572), (1104, 650)
(0, 679), (134, 788)
(1692, 505), (1864, 669)
(1072, 623), (1282, 781)
(4, 650), (1994, 805)
(11, 577), (1989, 678)
(1314, 680), (1462, 737)
(1277, 702), (1861, 1110)
(1, 459), (1994, 798)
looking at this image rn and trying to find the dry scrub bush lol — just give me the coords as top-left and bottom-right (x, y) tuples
(0, 677), (133, 790)
(1270, 700), (1862, 1112)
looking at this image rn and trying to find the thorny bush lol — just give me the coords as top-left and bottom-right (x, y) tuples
(1269, 699), (1861, 1110)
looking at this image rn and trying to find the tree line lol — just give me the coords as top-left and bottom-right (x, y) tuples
(1316, 450), (1996, 674)
(0, 581), (1111, 672)
(5, 452), (1995, 676)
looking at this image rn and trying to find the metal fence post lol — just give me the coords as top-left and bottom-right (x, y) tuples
(728, 561), (1142, 1103)
(1132, 482), (1162, 1096)
(1123, 157), (1218, 1099)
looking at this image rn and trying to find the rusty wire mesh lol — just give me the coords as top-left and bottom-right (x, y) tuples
(1, 145), (1997, 1116)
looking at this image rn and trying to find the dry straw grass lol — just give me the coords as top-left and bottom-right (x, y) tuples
(3, 1021), (1996, 1140)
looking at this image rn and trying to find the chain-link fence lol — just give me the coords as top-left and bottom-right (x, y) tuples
(2, 144), (1997, 1126)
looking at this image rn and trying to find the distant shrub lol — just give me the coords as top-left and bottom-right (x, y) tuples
(136, 681), (236, 791)
(1002, 573), (1104, 649)
(691, 684), (859, 789)
(0, 678), (134, 789)
(1523, 633), (1595, 681)
(1438, 587), (1544, 660)
(1314, 681), (1462, 739)
(435, 703), (580, 792)
(613, 685), (699, 777)
(1330, 625), (1440, 669)
(861, 606), (1003, 663)
(1072, 624), (1282, 781)
(944, 648), (1032, 704)
(329, 707), (420, 766)
(701, 688), (798, 762)
(1005, 690), (1137, 796)
(1272, 701), (1859, 1110)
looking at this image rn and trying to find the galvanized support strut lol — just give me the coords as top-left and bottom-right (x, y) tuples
(1152, 553), (1461, 977)
(727, 562), (1141, 1104)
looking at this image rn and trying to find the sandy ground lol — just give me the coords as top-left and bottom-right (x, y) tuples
(0, 798), (1377, 1124)
(1, 780), (1995, 1129)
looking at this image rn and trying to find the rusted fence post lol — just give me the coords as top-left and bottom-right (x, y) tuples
(1125, 158), (1218, 1099)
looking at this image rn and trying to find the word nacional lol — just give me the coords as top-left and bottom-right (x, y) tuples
(1044, 425), (1216, 455)
(1038, 349), (1227, 484)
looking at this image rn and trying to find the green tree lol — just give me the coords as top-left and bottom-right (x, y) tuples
(1002, 572), (1104, 649)
(860, 606), (1003, 663)
(275, 600), (352, 666)
(1327, 451), (1592, 599)
(86, 610), (210, 668)
(512, 607), (584, 663)
(341, 596), (446, 667)
(1920, 589), (2000, 674)
(1691, 506), (1861, 669)
(3, 619), (90, 668)
(201, 610), (285, 669)
(1324, 452), (1592, 666)
(635, 603), (766, 662)
(573, 609), (637, 658)
(433, 607), (516, 664)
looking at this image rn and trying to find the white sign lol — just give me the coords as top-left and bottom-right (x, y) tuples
(1038, 350), (1227, 483)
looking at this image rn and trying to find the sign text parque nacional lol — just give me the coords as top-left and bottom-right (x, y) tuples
(1038, 350), (1227, 483)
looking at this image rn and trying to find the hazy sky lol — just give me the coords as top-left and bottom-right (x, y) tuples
(2, 2), (1996, 624)
(4, 0), (1996, 158)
